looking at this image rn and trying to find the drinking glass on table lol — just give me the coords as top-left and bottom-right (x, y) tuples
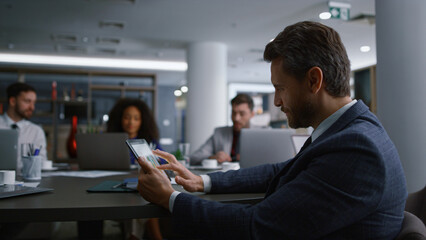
(178, 143), (190, 167)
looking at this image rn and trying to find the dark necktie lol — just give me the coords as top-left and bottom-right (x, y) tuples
(11, 124), (18, 130)
(265, 136), (312, 197)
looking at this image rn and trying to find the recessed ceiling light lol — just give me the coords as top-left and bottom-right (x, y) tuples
(180, 86), (188, 93)
(319, 12), (331, 20)
(360, 46), (371, 52)
(174, 89), (182, 97)
(0, 53), (188, 71)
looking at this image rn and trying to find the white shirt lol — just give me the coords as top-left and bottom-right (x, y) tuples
(0, 113), (47, 173)
(169, 100), (358, 212)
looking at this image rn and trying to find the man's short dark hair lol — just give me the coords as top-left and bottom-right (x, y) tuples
(230, 93), (254, 111)
(7, 82), (36, 100)
(264, 21), (351, 97)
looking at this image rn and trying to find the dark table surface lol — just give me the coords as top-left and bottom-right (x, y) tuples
(0, 170), (264, 223)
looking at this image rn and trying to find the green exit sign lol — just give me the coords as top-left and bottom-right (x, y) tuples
(329, 7), (350, 20)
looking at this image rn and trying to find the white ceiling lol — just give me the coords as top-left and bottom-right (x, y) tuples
(0, 0), (376, 86)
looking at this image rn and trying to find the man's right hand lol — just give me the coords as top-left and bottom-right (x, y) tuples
(210, 151), (232, 163)
(153, 149), (204, 192)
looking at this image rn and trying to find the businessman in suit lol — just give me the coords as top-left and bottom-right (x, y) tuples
(136, 21), (407, 239)
(189, 93), (255, 165)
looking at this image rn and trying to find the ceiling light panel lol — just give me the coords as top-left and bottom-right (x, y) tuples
(99, 21), (125, 30)
(51, 34), (78, 43)
(95, 48), (117, 54)
(96, 37), (121, 45)
(0, 53), (188, 71)
(55, 45), (87, 53)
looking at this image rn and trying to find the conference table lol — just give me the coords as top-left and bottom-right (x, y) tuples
(0, 169), (264, 223)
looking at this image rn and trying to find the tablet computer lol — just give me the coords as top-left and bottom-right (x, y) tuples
(126, 139), (171, 180)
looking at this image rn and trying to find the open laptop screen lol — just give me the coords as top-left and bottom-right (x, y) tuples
(291, 135), (310, 154)
(0, 129), (18, 170)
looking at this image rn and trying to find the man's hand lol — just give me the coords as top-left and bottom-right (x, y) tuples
(153, 149), (204, 192)
(136, 156), (175, 210)
(210, 151), (232, 163)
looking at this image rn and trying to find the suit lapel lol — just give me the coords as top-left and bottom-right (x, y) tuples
(264, 101), (369, 198)
(265, 137), (312, 197)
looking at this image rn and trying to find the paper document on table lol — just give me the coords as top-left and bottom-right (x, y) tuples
(42, 170), (129, 178)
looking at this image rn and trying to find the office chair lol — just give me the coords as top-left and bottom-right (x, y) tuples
(406, 185), (426, 225)
(395, 211), (426, 240)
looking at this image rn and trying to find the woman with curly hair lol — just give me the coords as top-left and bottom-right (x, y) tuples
(107, 98), (163, 240)
(107, 98), (165, 164)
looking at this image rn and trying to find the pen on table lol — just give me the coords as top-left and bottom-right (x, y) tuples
(34, 145), (41, 156)
(112, 183), (124, 189)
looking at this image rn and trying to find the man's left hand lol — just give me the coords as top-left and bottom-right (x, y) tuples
(136, 156), (174, 210)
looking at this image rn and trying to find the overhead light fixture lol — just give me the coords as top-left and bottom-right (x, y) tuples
(319, 12), (331, 20)
(174, 89), (183, 97)
(180, 85), (188, 93)
(0, 53), (188, 71)
(360, 46), (371, 52)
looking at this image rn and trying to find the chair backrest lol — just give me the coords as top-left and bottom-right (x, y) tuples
(406, 185), (426, 225)
(395, 211), (426, 240)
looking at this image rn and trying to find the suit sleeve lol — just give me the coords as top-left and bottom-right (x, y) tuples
(171, 133), (389, 240)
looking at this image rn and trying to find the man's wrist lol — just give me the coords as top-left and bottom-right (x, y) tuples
(161, 190), (175, 210)
(169, 191), (181, 213)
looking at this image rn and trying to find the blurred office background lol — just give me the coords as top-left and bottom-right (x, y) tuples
(0, 0), (425, 193)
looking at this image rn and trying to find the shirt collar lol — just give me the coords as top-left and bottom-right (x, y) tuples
(311, 99), (357, 142)
(3, 113), (29, 129)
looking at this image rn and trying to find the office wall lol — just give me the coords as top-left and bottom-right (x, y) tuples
(376, 0), (426, 193)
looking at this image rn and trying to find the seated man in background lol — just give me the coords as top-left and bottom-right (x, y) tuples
(136, 21), (407, 239)
(0, 82), (47, 172)
(190, 93), (254, 165)
(0, 82), (49, 239)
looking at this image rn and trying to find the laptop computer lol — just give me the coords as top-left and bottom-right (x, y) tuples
(239, 128), (296, 168)
(0, 129), (19, 170)
(0, 185), (53, 199)
(76, 133), (131, 170)
(291, 135), (310, 154)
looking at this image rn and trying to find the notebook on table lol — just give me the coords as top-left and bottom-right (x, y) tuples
(239, 128), (296, 168)
(0, 129), (19, 170)
(76, 133), (131, 170)
(0, 185), (53, 199)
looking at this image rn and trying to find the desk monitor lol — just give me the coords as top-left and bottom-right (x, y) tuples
(76, 133), (130, 170)
(0, 129), (18, 170)
(239, 128), (296, 168)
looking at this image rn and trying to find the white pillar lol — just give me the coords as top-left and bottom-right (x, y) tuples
(186, 42), (228, 152)
(376, 0), (426, 193)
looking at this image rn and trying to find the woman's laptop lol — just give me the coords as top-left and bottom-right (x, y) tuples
(0, 129), (19, 170)
(76, 133), (131, 170)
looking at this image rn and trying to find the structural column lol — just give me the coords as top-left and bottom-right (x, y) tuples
(376, 0), (426, 192)
(186, 42), (227, 152)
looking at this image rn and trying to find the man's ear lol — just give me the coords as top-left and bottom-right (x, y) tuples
(306, 67), (323, 94)
(8, 97), (16, 107)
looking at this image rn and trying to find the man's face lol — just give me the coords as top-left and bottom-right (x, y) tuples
(271, 58), (315, 129)
(231, 103), (254, 132)
(10, 91), (37, 119)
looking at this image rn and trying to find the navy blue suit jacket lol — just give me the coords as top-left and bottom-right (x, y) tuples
(172, 101), (407, 239)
